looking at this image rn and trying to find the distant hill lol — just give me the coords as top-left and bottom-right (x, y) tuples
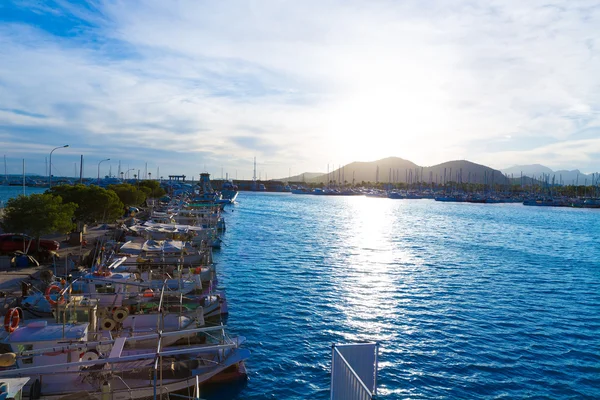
(302, 157), (418, 184)
(502, 164), (553, 177)
(276, 172), (323, 182)
(423, 160), (506, 185)
(502, 164), (596, 185)
(297, 157), (507, 185)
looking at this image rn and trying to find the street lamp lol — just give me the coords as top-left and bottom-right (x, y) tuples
(49, 144), (69, 188)
(97, 158), (110, 184)
(125, 168), (135, 180)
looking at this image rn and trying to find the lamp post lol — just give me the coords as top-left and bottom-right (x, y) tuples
(125, 168), (135, 180)
(97, 158), (110, 184)
(49, 144), (69, 188)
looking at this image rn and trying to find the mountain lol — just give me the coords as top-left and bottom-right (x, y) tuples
(423, 160), (506, 185)
(502, 164), (554, 177)
(553, 170), (594, 185)
(305, 157), (419, 184)
(276, 172), (323, 182)
(295, 157), (507, 185)
(502, 164), (596, 185)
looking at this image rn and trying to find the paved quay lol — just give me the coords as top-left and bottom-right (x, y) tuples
(0, 224), (116, 295)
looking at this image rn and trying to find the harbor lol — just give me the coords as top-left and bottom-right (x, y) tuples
(0, 176), (249, 400)
(3, 0), (600, 398)
(1, 178), (600, 399)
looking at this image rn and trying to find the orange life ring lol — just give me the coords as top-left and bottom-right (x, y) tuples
(45, 285), (65, 306)
(4, 307), (20, 333)
(143, 289), (154, 298)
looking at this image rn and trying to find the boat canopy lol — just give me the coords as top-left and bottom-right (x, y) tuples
(119, 240), (192, 254)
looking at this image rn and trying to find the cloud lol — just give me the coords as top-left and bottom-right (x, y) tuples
(0, 0), (599, 178)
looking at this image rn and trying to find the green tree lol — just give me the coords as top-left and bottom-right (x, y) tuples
(138, 180), (166, 199)
(108, 183), (147, 207)
(0, 194), (76, 250)
(48, 184), (124, 225)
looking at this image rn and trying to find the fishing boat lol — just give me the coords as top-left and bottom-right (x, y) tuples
(290, 187), (312, 194)
(219, 180), (238, 204)
(0, 316), (249, 400)
(23, 267), (226, 322)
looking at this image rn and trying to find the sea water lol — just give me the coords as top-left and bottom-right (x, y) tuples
(0, 186), (46, 207)
(212, 192), (600, 399)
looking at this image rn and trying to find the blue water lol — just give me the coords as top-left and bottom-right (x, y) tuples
(213, 192), (600, 399)
(3, 188), (599, 398)
(0, 186), (46, 205)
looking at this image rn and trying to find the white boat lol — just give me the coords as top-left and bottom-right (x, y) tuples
(23, 271), (226, 322)
(218, 180), (238, 204)
(0, 319), (248, 399)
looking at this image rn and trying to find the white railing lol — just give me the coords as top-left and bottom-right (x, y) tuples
(331, 343), (379, 400)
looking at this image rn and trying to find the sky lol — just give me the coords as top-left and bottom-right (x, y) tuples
(1, 0), (600, 180)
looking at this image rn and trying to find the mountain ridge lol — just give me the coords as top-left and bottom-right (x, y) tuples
(501, 164), (597, 185)
(277, 158), (599, 185)
(277, 157), (509, 185)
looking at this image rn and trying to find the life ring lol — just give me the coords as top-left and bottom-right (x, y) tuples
(143, 289), (154, 298)
(113, 307), (129, 323)
(45, 285), (65, 306)
(4, 308), (20, 333)
(96, 340), (112, 355)
(101, 318), (117, 331)
(80, 350), (99, 361)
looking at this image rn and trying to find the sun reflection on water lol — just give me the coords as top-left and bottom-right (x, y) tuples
(331, 197), (416, 343)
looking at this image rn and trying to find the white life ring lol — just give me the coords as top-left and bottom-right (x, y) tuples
(113, 307), (129, 323)
(96, 343), (112, 355)
(101, 318), (117, 331)
(81, 351), (99, 361)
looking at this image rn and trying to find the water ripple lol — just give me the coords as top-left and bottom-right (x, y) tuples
(213, 193), (600, 399)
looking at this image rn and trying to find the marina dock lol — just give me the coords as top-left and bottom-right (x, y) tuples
(0, 175), (247, 399)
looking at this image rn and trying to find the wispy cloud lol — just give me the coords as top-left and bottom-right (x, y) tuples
(1, 0), (599, 178)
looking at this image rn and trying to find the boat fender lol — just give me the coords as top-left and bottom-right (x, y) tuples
(44, 285), (65, 306)
(81, 350), (99, 361)
(96, 341), (112, 355)
(113, 307), (129, 323)
(29, 379), (41, 400)
(0, 353), (16, 367)
(3, 307), (21, 333)
(101, 318), (117, 331)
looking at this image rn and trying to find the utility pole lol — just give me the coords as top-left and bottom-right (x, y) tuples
(79, 155), (83, 184)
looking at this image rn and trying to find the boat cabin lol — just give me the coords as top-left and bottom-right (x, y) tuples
(1, 321), (88, 369)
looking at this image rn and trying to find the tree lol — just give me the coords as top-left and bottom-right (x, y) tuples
(138, 180), (166, 199)
(0, 194), (76, 250)
(48, 184), (124, 225)
(108, 183), (147, 207)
